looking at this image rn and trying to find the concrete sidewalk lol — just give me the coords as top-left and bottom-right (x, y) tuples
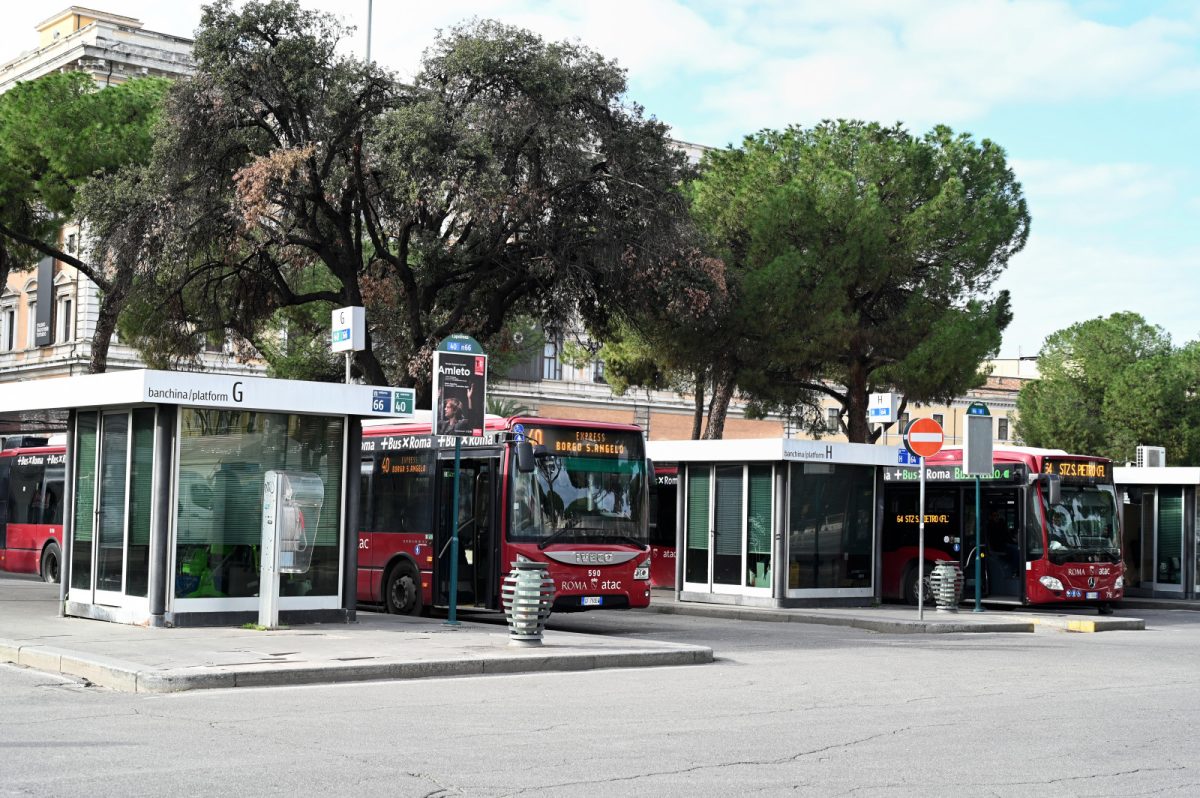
(0, 577), (711, 694)
(644, 589), (1145, 634)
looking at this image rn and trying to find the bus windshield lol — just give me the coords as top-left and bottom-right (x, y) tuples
(1044, 484), (1120, 563)
(510, 452), (647, 549)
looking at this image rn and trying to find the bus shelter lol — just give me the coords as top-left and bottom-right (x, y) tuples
(1114, 466), (1199, 599)
(0, 369), (412, 626)
(645, 438), (899, 607)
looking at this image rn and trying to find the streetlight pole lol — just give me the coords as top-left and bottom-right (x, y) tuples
(365, 0), (373, 62)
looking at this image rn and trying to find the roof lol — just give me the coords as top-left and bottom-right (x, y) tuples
(0, 369), (416, 423)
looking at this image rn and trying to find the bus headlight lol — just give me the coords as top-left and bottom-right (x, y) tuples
(1114, 576), (1124, 590)
(1039, 576), (1064, 591)
(634, 557), (650, 581)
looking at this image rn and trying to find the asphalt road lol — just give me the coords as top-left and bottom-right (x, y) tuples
(3, 583), (1199, 797)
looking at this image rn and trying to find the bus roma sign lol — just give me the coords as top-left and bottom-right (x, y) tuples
(883, 464), (1025, 483)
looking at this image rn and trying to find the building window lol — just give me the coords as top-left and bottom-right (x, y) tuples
(826, 407), (839, 432)
(26, 299), (36, 348)
(1, 305), (15, 351)
(66, 233), (77, 254)
(933, 413), (944, 427)
(899, 412), (910, 430)
(998, 418), (1009, 441)
(592, 358), (606, 383)
(542, 339), (561, 380)
(56, 294), (73, 343)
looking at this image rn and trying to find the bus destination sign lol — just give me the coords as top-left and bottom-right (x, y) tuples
(525, 426), (639, 458)
(1042, 458), (1111, 482)
(882, 464), (1026, 483)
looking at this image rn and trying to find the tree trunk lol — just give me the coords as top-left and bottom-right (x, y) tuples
(702, 369), (736, 440)
(691, 370), (705, 440)
(843, 360), (872, 443)
(354, 347), (388, 387)
(90, 285), (126, 374)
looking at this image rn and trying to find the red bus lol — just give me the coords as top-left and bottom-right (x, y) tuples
(882, 447), (1123, 611)
(359, 416), (652, 614)
(648, 464), (677, 588)
(0, 436), (67, 583)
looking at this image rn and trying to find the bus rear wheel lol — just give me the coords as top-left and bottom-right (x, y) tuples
(385, 562), (423, 616)
(40, 542), (61, 584)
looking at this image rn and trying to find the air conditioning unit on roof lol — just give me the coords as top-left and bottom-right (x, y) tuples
(1136, 445), (1166, 468)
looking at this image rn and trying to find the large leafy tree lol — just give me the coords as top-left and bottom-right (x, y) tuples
(685, 121), (1028, 441)
(0, 71), (168, 371)
(111, 1), (693, 402)
(1016, 313), (1200, 463)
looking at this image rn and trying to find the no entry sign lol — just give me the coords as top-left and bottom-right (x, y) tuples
(904, 417), (945, 459)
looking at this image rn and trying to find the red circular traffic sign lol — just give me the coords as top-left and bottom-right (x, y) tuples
(904, 417), (944, 459)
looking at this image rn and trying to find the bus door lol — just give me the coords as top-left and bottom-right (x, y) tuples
(435, 455), (499, 609)
(962, 488), (1022, 601)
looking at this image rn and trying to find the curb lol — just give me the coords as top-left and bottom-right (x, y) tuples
(646, 603), (1035, 633)
(1, 636), (712, 693)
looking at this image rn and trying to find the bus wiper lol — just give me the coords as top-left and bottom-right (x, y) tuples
(604, 533), (649, 550)
(537, 525), (579, 550)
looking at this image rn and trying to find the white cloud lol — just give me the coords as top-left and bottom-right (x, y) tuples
(682, 0), (1200, 141)
(1013, 159), (1179, 228)
(996, 232), (1200, 356)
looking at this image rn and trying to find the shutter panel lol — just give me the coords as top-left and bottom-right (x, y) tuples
(748, 466), (772, 555)
(686, 467), (710, 549)
(714, 466), (742, 556)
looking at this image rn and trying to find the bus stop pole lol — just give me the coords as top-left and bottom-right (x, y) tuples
(445, 436), (462, 627)
(974, 475), (983, 612)
(918, 456), (925, 621)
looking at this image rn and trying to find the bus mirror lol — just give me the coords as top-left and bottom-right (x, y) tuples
(516, 440), (535, 473)
(1042, 474), (1062, 505)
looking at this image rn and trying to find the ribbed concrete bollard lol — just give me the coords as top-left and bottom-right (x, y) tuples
(501, 561), (556, 646)
(929, 560), (964, 612)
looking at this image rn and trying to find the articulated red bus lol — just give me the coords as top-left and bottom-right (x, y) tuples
(358, 416), (652, 614)
(0, 437), (67, 583)
(882, 447), (1123, 611)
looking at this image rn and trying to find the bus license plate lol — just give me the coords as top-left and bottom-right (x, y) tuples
(581, 596), (603, 606)
(1086, 591), (1099, 600)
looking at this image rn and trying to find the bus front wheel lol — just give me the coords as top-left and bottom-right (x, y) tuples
(385, 562), (423, 616)
(41, 542), (61, 584)
(902, 563), (931, 606)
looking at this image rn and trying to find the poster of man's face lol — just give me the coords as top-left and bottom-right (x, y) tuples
(433, 351), (486, 436)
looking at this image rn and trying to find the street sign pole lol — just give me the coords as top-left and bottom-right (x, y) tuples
(975, 475), (982, 613)
(918, 455), (925, 621)
(904, 416), (945, 620)
(963, 402), (993, 614)
(433, 334), (487, 629)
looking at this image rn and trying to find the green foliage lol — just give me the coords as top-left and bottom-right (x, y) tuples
(0, 72), (168, 282)
(1016, 313), (1200, 463)
(683, 121), (1028, 441)
(486, 396), (534, 417)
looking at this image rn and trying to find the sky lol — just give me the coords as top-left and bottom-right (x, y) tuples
(3, 0), (1197, 358)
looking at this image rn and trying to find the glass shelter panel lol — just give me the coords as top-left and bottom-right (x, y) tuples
(746, 466), (772, 589)
(96, 412), (128, 594)
(684, 466), (710, 584)
(71, 412), (97, 591)
(1157, 488), (1183, 586)
(788, 463), (874, 590)
(175, 409), (344, 600)
(713, 466), (742, 585)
